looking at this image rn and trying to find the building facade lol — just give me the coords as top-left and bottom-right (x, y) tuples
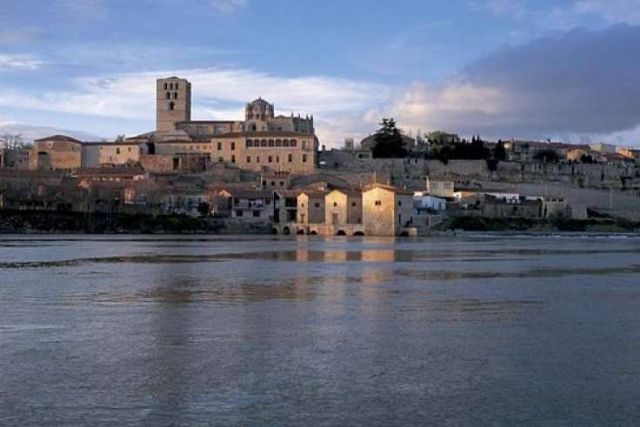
(362, 184), (415, 236)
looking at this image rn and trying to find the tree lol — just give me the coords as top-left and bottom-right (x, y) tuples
(197, 202), (211, 217)
(533, 149), (559, 163)
(494, 140), (507, 161)
(371, 118), (408, 158)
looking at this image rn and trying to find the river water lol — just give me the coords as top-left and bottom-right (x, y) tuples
(1, 234), (640, 425)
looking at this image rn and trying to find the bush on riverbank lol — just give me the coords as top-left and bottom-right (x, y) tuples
(441, 215), (640, 232)
(0, 210), (226, 234)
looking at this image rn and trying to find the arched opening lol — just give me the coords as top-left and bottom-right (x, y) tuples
(296, 229), (305, 235)
(271, 228), (278, 235)
(336, 230), (346, 236)
(399, 231), (410, 237)
(353, 231), (365, 236)
(282, 226), (291, 235)
(309, 230), (318, 235)
(169, 102), (175, 111)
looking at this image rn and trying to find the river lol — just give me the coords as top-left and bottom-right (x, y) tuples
(1, 234), (640, 425)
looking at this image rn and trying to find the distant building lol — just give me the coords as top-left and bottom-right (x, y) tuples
(426, 177), (455, 198)
(30, 135), (82, 170)
(590, 143), (617, 154)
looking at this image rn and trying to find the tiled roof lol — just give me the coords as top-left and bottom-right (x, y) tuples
(34, 135), (82, 144)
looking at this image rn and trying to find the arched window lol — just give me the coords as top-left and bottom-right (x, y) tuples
(268, 139), (274, 147)
(261, 139), (267, 147)
(175, 83), (179, 90)
(164, 83), (168, 90)
(173, 92), (178, 99)
(275, 139), (282, 147)
(166, 92), (170, 99)
(169, 83), (173, 90)
(291, 139), (297, 147)
(169, 102), (175, 111)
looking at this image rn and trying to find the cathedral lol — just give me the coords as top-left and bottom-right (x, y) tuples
(138, 76), (317, 174)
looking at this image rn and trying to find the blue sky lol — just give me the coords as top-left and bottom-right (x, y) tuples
(1, 0), (640, 146)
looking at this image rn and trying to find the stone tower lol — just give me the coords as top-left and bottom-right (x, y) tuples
(156, 77), (191, 132)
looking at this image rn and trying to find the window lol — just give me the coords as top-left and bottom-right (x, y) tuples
(116, 148), (121, 155)
(173, 92), (178, 99)
(231, 142), (235, 151)
(246, 140), (252, 148)
(276, 156), (280, 163)
(166, 92), (171, 99)
(268, 139), (274, 147)
(256, 156), (260, 163)
(375, 200), (382, 206)
(333, 202), (338, 207)
(302, 154), (307, 163)
(291, 139), (297, 147)
(288, 154), (293, 163)
(283, 140), (290, 147)
(398, 201), (402, 206)
(236, 210), (243, 217)
(164, 83), (168, 90)
(246, 156), (251, 163)
(253, 210), (260, 218)
(314, 202), (320, 208)
(271, 181), (276, 186)
(169, 102), (175, 111)
(261, 139), (267, 147)
(218, 157), (224, 162)
(268, 156), (273, 163)
(276, 139), (282, 147)
(175, 83), (179, 90)
(169, 83), (173, 90)
(217, 142), (222, 150)
(128, 147), (132, 152)
(231, 155), (236, 163)
(279, 181), (284, 186)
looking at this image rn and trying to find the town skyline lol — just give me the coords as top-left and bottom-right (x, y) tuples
(2, 0), (640, 147)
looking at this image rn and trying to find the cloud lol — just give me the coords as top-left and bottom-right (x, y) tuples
(62, 0), (108, 19)
(0, 29), (42, 44)
(0, 54), (44, 71)
(382, 25), (640, 141)
(208, 0), (247, 14)
(0, 123), (102, 143)
(0, 67), (390, 146)
(479, 0), (640, 29)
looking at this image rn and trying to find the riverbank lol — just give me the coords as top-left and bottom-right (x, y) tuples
(0, 210), (271, 234)
(439, 215), (640, 233)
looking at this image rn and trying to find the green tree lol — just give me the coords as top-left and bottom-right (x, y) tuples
(372, 118), (408, 158)
(494, 140), (507, 161)
(533, 149), (559, 163)
(197, 202), (211, 217)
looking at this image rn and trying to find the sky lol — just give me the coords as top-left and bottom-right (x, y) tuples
(1, 0), (640, 147)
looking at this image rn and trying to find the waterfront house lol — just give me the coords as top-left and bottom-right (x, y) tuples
(362, 183), (415, 236)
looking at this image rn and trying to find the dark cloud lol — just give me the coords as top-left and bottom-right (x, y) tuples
(394, 25), (640, 140)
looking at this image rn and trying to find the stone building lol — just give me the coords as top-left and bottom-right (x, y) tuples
(211, 131), (315, 174)
(324, 189), (362, 226)
(156, 77), (192, 132)
(152, 77), (318, 175)
(30, 135), (82, 170)
(217, 188), (274, 221)
(297, 190), (327, 225)
(362, 183), (415, 236)
(82, 141), (145, 167)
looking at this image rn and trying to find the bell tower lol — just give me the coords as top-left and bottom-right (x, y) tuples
(156, 77), (191, 132)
